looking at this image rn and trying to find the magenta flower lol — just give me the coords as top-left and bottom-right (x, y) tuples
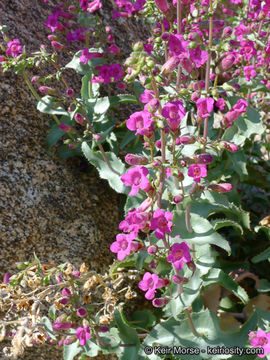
(150, 209), (173, 239)
(162, 100), (186, 131)
(121, 166), (150, 196)
(215, 98), (226, 111)
(249, 330), (270, 358)
(126, 110), (154, 137)
(80, 49), (102, 64)
(76, 325), (91, 346)
(167, 242), (191, 271)
(178, 54), (194, 73)
(6, 39), (23, 58)
(87, 0), (102, 13)
(168, 34), (187, 56)
(138, 272), (165, 300)
(196, 97), (214, 119)
(188, 164), (207, 183)
(77, 307), (87, 317)
(244, 65), (256, 81)
(139, 89), (155, 104)
(110, 233), (138, 260)
(53, 317), (73, 330)
(189, 46), (208, 68)
(119, 209), (149, 234)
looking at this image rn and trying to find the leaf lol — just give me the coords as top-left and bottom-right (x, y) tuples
(63, 340), (81, 360)
(94, 96), (110, 114)
(251, 246), (270, 263)
(41, 316), (56, 340)
(57, 145), (81, 159)
(202, 268), (249, 303)
(172, 210), (231, 253)
(46, 124), (65, 148)
(109, 94), (139, 106)
(82, 340), (100, 357)
(114, 310), (140, 360)
(81, 142), (127, 194)
(211, 219), (243, 235)
(164, 269), (203, 319)
(65, 51), (93, 75)
(223, 104), (265, 146)
(229, 149), (248, 180)
(131, 310), (156, 330)
(37, 95), (69, 116)
(142, 309), (258, 360)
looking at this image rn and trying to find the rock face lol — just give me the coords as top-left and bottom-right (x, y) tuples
(0, 1), (150, 358)
(0, 0), (149, 276)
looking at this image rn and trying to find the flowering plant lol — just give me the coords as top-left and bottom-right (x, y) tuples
(1, 0), (270, 359)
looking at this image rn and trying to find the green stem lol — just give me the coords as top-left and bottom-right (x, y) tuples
(185, 202), (193, 233)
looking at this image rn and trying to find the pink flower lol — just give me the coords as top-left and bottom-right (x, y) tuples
(215, 98), (226, 111)
(249, 330), (270, 358)
(167, 242), (191, 271)
(119, 209), (149, 234)
(138, 272), (165, 300)
(162, 100), (186, 131)
(92, 64), (124, 84)
(53, 318), (73, 330)
(188, 164), (207, 183)
(110, 233), (138, 260)
(168, 34), (187, 56)
(208, 183), (234, 192)
(150, 209), (173, 239)
(196, 97), (214, 119)
(189, 46), (208, 68)
(126, 110), (154, 137)
(77, 307), (87, 317)
(121, 166), (150, 196)
(244, 65), (256, 81)
(88, 0), (102, 13)
(80, 49), (103, 64)
(6, 39), (23, 58)
(139, 89), (155, 103)
(76, 325), (91, 346)
(59, 123), (73, 133)
(222, 99), (248, 127)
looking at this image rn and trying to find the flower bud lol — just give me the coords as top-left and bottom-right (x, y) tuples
(152, 297), (170, 307)
(3, 272), (11, 284)
(66, 89), (74, 97)
(173, 194), (184, 203)
(62, 288), (71, 297)
(38, 86), (56, 95)
(148, 245), (158, 255)
(179, 135), (196, 144)
(125, 154), (148, 166)
(138, 198), (153, 212)
(222, 26), (233, 37)
(74, 113), (84, 125)
(196, 154), (213, 164)
(77, 307), (87, 317)
(31, 76), (40, 83)
(208, 183), (233, 193)
(220, 54), (235, 72)
(161, 56), (180, 75)
(172, 275), (188, 284)
(59, 123), (73, 133)
(219, 141), (238, 152)
(154, 0), (170, 14)
(178, 54), (193, 73)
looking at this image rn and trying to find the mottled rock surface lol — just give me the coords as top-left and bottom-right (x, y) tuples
(0, 0), (149, 358)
